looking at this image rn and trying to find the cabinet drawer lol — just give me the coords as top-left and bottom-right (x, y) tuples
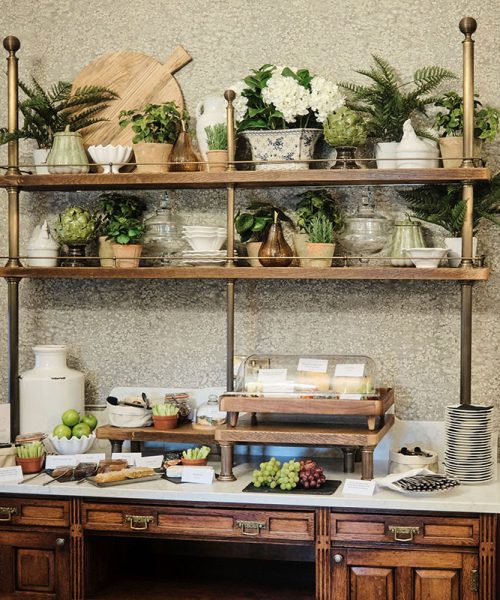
(331, 513), (479, 547)
(0, 498), (70, 528)
(82, 502), (315, 542)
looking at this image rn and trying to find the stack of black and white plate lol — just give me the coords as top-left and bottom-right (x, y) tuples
(445, 404), (494, 484)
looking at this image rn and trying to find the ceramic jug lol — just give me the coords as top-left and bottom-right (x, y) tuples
(195, 96), (227, 161)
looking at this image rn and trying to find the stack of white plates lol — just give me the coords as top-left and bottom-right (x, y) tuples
(181, 250), (227, 266)
(445, 404), (494, 484)
(182, 226), (226, 252)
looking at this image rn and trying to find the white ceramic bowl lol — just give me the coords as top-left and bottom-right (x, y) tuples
(88, 145), (132, 174)
(47, 432), (96, 455)
(183, 234), (226, 252)
(405, 247), (448, 268)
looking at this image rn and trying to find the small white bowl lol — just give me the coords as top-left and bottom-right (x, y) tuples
(47, 433), (96, 455)
(88, 145), (132, 174)
(183, 234), (226, 252)
(405, 247), (448, 268)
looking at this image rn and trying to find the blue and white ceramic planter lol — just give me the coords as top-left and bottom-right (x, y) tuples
(242, 128), (321, 170)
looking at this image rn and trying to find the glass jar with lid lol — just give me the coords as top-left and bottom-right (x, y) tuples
(194, 395), (227, 429)
(143, 193), (184, 265)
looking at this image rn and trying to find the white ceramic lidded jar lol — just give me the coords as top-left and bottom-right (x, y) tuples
(27, 220), (59, 266)
(20, 345), (85, 434)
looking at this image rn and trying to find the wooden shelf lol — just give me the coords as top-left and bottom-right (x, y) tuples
(95, 422), (215, 444)
(0, 266), (491, 281)
(0, 167), (492, 191)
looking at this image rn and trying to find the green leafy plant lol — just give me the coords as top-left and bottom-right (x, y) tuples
(152, 403), (179, 417)
(306, 214), (334, 244)
(339, 55), (456, 142)
(434, 92), (499, 141)
(234, 200), (293, 243)
(54, 206), (99, 243)
(295, 189), (344, 233)
(323, 107), (367, 147)
(98, 192), (147, 236)
(399, 173), (500, 236)
(16, 442), (45, 459)
(0, 79), (118, 149)
(205, 124), (228, 150)
(106, 216), (145, 245)
(118, 102), (182, 144)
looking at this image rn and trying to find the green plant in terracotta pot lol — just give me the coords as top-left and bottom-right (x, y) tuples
(204, 123), (228, 172)
(119, 102), (182, 173)
(54, 206), (99, 267)
(323, 107), (367, 169)
(302, 214), (335, 268)
(434, 91), (499, 167)
(106, 213), (145, 269)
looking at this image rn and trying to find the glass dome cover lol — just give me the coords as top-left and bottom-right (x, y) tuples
(195, 394), (227, 428)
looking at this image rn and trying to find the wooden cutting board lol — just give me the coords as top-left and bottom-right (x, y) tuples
(72, 46), (192, 147)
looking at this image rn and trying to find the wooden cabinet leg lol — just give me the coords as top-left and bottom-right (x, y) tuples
(218, 442), (236, 481)
(341, 447), (356, 473)
(228, 411), (239, 427)
(367, 416), (376, 431)
(361, 446), (375, 480)
(110, 440), (123, 453)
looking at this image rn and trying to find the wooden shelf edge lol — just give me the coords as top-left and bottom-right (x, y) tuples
(0, 266), (491, 281)
(95, 423), (215, 442)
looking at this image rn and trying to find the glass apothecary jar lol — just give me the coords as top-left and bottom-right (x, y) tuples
(195, 394), (227, 429)
(143, 194), (184, 265)
(233, 354), (379, 399)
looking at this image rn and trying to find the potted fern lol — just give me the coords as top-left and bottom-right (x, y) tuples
(118, 102), (182, 173)
(204, 124), (228, 172)
(338, 56), (456, 168)
(399, 173), (500, 266)
(0, 78), (117, 174)
(302, 215), (335, 268)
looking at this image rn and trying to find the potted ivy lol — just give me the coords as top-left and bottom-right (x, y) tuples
(303, 215), (335, 268)
(339, 56), (456, 168)
(0, 78), (117, 174)
(106, 211), (146, 268)
(293, 190), (344, 265)
(97, 192), (147, 266)
(204, 124), (228, 172)
(118, 102), (182, 173)
(434, 92), (499, 168)
(234, 200), (292, 266)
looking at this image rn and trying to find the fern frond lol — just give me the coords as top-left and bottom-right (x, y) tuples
(413, 66), (457, 90)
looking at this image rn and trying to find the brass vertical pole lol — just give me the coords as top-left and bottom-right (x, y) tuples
(458, 17), (477, 406)
(4, 36), (21, 437)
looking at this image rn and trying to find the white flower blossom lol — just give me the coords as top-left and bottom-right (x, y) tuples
(262, 73), (311, 124)
(229, 80), (249, 123)
(309, 76), (345, 123)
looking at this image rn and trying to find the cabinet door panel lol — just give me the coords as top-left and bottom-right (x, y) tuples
(349, 566), (394, 600)
(414, 569), (459, 600)
(16, 549), (55, 592)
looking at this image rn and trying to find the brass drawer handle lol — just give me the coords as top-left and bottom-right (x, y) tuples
(0, 507), (17, 522)
(236, 520), (267, 536)
(388, 525), (420, 542)
(124, 515), (154, 531)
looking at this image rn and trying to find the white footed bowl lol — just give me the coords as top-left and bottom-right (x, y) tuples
(406, 247), (448, 268)
(88, 145), (132, 174)
(47, 433), (96, 455)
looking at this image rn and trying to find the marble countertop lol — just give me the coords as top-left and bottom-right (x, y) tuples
(1, 460), (500, 514)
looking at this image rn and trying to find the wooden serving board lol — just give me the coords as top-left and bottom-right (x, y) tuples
(72, 47), (192, 146)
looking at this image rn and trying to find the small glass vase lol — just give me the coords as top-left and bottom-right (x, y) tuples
(169, 128), (200, 173)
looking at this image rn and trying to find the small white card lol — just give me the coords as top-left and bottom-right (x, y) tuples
(76, 453), (105, 464)
(135, 455), (164, 469)
(258, 368), (288, 383)
(45, 455), (78, 469)
(342, 478), (376, 496)
(297, 358), (328, 373)
(112, 452), (141, 466)
(0, 465), (23, 484)
(334, 363), (365, 377)
(181, 466), (215, 484)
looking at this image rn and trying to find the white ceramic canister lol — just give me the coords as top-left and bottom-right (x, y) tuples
(27, 220), (59, 266)
(20, 345), (85, 434)
(396, 120), (439, 169)
(195, 96), (227, 161)
(375, 141), (399, 169)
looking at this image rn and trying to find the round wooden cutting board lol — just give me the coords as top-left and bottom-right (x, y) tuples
(71, 46), (192, 146)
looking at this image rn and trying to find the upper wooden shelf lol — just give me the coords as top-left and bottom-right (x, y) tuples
(0, 167), (492, 191)
(95, 423), (214, 444)
(0, 266), (490, 281)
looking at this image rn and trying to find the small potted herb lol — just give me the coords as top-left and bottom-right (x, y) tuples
(106, 215), (145, 269)
(119, 102), (182, 173)
(434, 92), (499, 167)
(54, 206), (99, 267)
(204, 124), (228, 172)
(302, 215), (335, 268)
(16, 441), (46, 474)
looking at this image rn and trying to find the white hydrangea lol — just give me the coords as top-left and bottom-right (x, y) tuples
(309, 76), (345, 123)
(262, 73), (311, 124)
(229, 80), (249, 123)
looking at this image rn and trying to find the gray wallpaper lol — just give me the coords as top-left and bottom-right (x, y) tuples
(1, 1), (499, 426)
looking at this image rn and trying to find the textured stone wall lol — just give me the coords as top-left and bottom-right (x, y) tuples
(1, 1), (499, 425)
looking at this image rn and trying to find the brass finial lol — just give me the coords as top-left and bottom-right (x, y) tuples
(3, 36), (20, 53)
(459, 17), (477, 36)
(224, 89), (236, 103)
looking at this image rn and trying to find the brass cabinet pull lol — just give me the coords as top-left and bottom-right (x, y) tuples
(388, 525), (420, 542)
(235, 520), (267, 536)
(0, 507), (17, 522)
(124, 515), (154, 531)
(333, 554), (344, 564)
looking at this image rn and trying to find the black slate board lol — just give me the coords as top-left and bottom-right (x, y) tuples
(242, 480), (342, 495)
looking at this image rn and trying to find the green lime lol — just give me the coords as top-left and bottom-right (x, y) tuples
(72, 423), (91, 439)
(62, 409), (80, 428)
(53, 424), (72, 439)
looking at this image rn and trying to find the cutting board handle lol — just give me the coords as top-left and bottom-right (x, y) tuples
(164, 45), (192, 75)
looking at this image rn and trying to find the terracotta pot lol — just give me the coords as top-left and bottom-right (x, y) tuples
(153, 415), (179, 430)
(16, 455), (45, 474)
(439, 137), (483, 168)
(98, 236), (114, 267)
(111, 243), (143, 268)
(302, 242), (335, 268)
(206, 150), (228, 172)
(133, 143), (173, 173)
(181, 457), (208, 466)
(246, 241), (262, 267)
